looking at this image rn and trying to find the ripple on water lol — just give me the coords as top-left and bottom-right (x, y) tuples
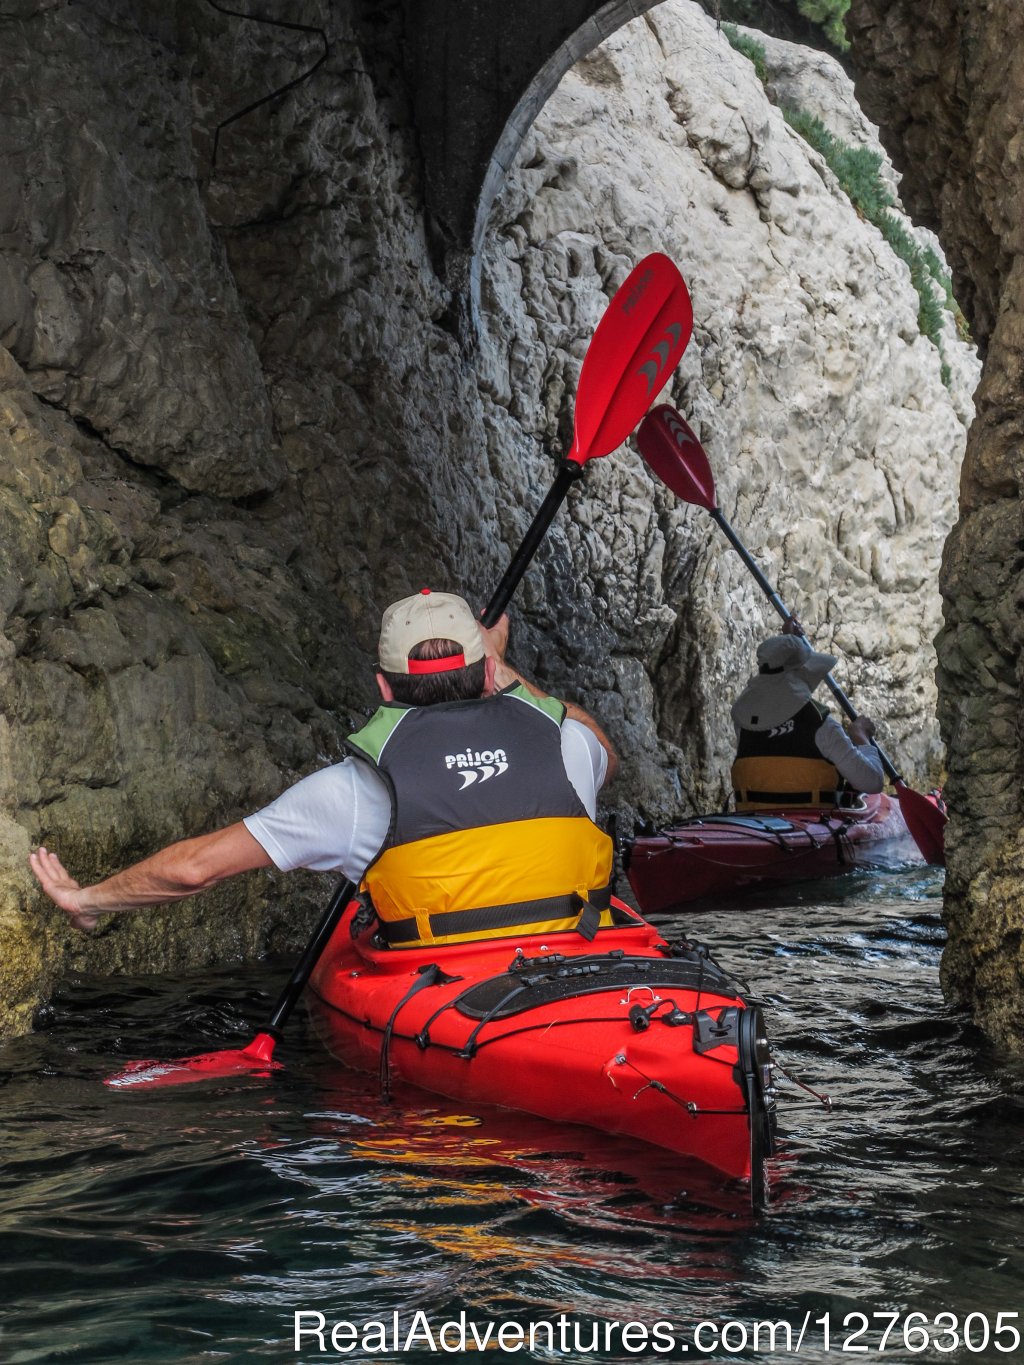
(3, 864), (1024, 1363)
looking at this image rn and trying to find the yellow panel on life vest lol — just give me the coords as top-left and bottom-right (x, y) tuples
(731, 755), (841, 811)
(363, 815), (613, 948)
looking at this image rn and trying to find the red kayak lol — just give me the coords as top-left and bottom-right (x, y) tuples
(624, 792), (914, 913)
(307, 899), (776, 1203)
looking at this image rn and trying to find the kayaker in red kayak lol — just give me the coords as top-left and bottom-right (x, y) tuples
(30, 590), (619, 945)
(730, 616), (884, 812)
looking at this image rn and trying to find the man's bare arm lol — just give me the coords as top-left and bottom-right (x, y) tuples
(30, 823), (273, 932)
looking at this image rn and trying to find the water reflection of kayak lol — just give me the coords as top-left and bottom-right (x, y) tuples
(307, 898), (776, 1205)
(624, 792), (915, 912)
(298, 1077), (790, 1245)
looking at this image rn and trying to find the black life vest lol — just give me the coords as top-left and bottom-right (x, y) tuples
(731, 700), (841, 810)
(346, 684), (613, 947)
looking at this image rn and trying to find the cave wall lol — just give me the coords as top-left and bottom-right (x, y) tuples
(849, 0), (1024, 1048)
(0, 0), (974, 1036)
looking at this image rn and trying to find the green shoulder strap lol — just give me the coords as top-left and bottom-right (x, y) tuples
(347, 705), (411, 766)
(503, 680), (566, 725)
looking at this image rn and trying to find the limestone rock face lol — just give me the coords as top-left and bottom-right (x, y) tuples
(744, 23), (902, 199)
(850, 0), (1024, 1048)
(478, 2), (977, 816)
(0, 4), (281, 498)
(0, 0), (974, 1036)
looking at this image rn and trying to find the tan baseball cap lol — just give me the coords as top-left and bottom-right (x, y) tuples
(378, 589), (485, 675)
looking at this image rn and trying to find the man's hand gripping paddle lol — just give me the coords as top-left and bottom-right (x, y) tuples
(636, 403), (948, 866)
(104, 255), (694, 1089)
(481, 253), (693, 626)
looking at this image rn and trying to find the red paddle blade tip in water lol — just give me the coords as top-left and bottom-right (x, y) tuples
(568, 253), (693, 465)
(894, 782), (947, 866)
(103, 1031), (282, 1090)
(636, 404), (718, 511)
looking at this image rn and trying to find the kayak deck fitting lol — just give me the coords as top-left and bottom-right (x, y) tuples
(307, 899), (776, 1204)
(624, 792), (914, 913)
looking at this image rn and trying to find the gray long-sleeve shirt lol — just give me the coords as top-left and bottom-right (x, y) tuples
(813, 715), (885, 793)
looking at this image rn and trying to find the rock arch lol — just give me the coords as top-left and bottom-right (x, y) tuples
(399, 0), (667, 328)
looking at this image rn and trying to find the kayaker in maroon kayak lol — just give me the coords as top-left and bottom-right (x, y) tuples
(730, 616), (883, 812)
(30, 591), (619, 944)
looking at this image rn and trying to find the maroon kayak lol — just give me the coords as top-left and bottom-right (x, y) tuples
(624, 793), (913, 912)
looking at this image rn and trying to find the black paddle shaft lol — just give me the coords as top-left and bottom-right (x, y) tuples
(265, 877), (356, 1034)
(481, 461), (585, 628)
(710, 507), (903, 786)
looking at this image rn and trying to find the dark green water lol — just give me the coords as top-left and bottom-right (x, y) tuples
(3, 862), (1024, 1364)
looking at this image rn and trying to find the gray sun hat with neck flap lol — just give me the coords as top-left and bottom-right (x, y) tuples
(731, 634), (838, 732)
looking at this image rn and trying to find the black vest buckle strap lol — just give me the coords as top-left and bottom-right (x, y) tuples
(349, 895), (377, 939)
(378, 885), (613, 947)
(574, 895), (601, 942)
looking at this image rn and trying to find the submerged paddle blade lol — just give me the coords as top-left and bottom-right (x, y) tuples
(637, 404), (718, 510)
(895, 782), (947, 866)
(104, 1031), (282, 1090)
(569, 254), (693, 465)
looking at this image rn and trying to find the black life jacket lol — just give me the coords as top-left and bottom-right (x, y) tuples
(346, 683), (613, 947)
(731, 700), (841, 810)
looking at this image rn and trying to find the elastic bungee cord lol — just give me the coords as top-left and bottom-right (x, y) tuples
(311, 943), (760, 1098)
(771, 1054), (833, 1111)
(663, 817), (806, 853)
(652, 816), (862, 878)
(826, 820), (855, 866)
(377, 963), (461, 1101)
(608, 1054), (746, 1118)
(658, 804), (876, 861)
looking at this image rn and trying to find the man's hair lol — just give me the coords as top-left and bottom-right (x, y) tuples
(381, 637), (486, 706)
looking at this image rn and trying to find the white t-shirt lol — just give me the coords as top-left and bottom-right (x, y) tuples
(243, 718), (608, 883)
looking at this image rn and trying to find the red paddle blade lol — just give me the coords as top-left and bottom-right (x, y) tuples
(636, 404), (718, 511)
(894, 782), (947, 866)
(103, 1031), (281, 1090)
(569, 253), (693, 465)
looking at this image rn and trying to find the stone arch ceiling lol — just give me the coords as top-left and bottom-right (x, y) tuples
(398, 0), (667, 321)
